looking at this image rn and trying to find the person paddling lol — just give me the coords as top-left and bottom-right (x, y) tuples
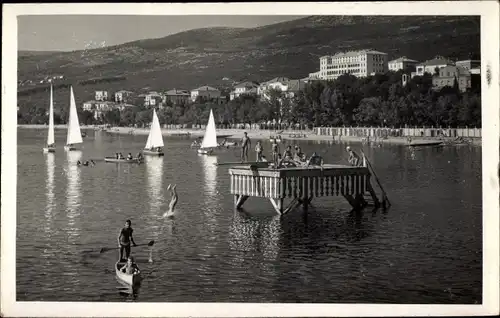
(117, 220), (137, 262)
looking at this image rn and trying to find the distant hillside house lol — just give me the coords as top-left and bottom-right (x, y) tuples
(456, 60), (481, 73)
(388, 56), (418, 72)
(432, 65), (477, 92)
(139, 91), (163, 108)
(415, 56), (454, 77)
(258, 77), (306, 100)
(318, 49), (388, 80)
(230, 81), (259, 100)
(83, 100), (118, 119)
(95, 90), (108, 101)
(308, 71), (321, 80)
(115, 90), (134, 103)
(191, 86), (221, 102)
(164, 89), (190, 105)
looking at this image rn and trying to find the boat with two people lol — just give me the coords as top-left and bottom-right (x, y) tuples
(64, 86), (83, 151)
(43, 84), (56, 153)
(104, 152), (143, 164)
(143, 108), (165, 156)
(197, 109), (219, 155)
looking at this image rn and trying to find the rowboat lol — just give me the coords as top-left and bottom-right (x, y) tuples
(197, 109), (218, 155)
(143, 108), (164, 156)
(408, 141), (444, 147)
(43, 84), (56, 153)
(104, 157), (142, 163)
(115, 261), (142, 286)
(64, 86), (83, 151)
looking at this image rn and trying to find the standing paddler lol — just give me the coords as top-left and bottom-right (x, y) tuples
(117, 220), (137, 262)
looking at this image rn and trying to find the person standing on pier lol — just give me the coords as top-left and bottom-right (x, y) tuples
(346, 146), (361, 166)
(241, 132), (251, 163)
(255, 141), (263, 162)
(271, 139), (280, 168)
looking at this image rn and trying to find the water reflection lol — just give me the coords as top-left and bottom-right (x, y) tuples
(45, 153), (56, 235)
(229, 212), (281, 263)
(198, 154), (218, 198)
(144, 156), (164, 240)
(66, 151), (82, 243)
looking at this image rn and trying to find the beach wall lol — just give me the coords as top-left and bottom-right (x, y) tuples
(315, 127), (482, 138)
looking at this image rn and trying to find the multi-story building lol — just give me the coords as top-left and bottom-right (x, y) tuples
(388, 56), (418, 72)
(164, 89), (190, 105)
(229, 81), (259, 100)
(95, 90), (108, 101)
(415, 56), (454, 76)
(432, 65), (477, 92)
(318, 49), (388, 80)
(114, 90), (134, 103)
(190, 86), (221, 102)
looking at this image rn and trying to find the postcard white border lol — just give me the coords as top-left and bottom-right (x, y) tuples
(2, 2), (499, 317)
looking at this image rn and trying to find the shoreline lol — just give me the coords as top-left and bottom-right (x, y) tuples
(17, 124), (482, 146)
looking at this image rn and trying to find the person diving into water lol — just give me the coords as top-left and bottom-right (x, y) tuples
(163, 184), (178, 218)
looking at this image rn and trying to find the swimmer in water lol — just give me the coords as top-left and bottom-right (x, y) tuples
(163, 184), (178, 218)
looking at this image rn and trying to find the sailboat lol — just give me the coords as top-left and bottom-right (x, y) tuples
(143, 108), (165, 156)
(197, 109), (218, 155)
(43, 84), (56, 153)
(64, 86), (83, 151)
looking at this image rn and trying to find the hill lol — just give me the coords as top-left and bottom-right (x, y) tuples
(17, 15), (480, 110)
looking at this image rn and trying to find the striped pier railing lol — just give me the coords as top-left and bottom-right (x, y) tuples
(229, 164), (379, 215)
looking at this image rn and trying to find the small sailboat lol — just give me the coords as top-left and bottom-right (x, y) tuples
(43, 84), (56, 153)
(143, 108), (164, 156)
(197, 109), (218, 155)
(64, 86), (83, 151)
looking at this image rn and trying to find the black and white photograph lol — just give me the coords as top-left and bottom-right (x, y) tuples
(2, 2), (499, 317)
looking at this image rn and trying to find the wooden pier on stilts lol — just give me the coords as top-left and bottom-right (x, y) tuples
(227, 161), (386, 215)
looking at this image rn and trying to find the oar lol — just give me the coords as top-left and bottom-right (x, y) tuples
(99, 240), (155, 253)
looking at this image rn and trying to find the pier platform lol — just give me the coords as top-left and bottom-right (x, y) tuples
(228, 163), (381, 215)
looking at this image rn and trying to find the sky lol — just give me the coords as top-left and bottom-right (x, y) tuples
(18, 15), (304, 52)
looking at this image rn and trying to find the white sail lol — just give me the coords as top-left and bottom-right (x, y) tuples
(66, 86), (83, 145)
(144, 108), (164, 149)
(200, 109), (218, 149)
(47, 85), (55, 146)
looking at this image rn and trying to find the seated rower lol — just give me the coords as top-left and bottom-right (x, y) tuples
(127, 153), (133, 160)
(305, 152), (324, 168)
(118, 153), (124, 159)
(120, 256), (139, 275)
(77, 160), (82, 166)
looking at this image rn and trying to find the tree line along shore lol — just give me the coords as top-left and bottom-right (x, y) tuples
(17, 70), (481, 132)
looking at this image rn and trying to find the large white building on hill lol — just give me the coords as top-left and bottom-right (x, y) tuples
(316, 49), (389, 80)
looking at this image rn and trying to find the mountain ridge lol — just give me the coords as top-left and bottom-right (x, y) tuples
(17, 15), (480, 108)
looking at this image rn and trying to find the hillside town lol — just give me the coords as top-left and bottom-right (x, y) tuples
(74, 50), (480, 120)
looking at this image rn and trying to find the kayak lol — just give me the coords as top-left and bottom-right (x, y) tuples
(115, 261), (142, 286)
(104, 157), (141, 163)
